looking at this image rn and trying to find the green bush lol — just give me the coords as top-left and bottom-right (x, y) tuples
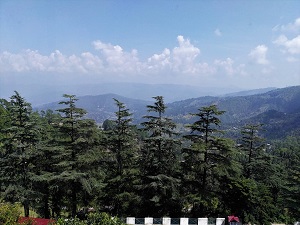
(56, 217), (86, 225)
(87, 212), (125, 225)
(55, 213), (126, 225)
(0, 202), (21, 225)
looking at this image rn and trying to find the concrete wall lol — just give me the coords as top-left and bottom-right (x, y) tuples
(126, 217), (225, 225)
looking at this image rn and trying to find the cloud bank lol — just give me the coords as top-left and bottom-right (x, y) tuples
(0, 35), (244, 80)
(1, 14), (300, 89)
(273, 17), (300, 62)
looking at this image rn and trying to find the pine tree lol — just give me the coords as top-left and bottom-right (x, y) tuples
(240, 124), (266, 178)
(182, 104), (235, 216)
(237, 124), (281, 224)
(0, 91), (38, 217)
(30, 109), (64, 218)
(55, 94), (102, 217)
(272, 136), (300, 222)
(102, 99), (140, 216)
(139, 96), (181, 217)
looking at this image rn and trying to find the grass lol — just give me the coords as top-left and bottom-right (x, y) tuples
(18, 206), (39, 218)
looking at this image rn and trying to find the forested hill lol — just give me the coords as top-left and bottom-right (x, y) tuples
(168, 85), (300, 121)
(167, 85), (300, 138)
(36, 93), (151, 123)
(36, 85), (300, 138)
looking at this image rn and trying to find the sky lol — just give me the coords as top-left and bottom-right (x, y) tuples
(0, 0), (300, 100)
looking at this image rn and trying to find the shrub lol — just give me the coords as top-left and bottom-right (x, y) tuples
(0, 202), (21, 225)
(55, 212), (125, 225)
(55, 218), (85, 225)
(87, 212), (125, 225)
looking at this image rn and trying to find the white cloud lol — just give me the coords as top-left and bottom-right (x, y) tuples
(0, 50), (102, 73)
(1, 37), (209, 75)
(214, 28), (222, 36)
(249, 45), (269, 65)
(146, 35), (215, 75)
(214, 58), (234, 75)
(273, 17), (300, 32)
(273, 35), (300, 54)
(147, 48), (171, 71)
(93, 40), (141, 73)
(214, 58), (246, 76)
(0, 36), (250, 81)
(172, 35), (201, 73)
(81, 52), (103, 71)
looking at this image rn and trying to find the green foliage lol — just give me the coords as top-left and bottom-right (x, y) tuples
(139, 96), (181, 217)
(233, 124), (288, 224)
(54, 94), (105, 217)
(1, 92), (300, 223)
(0, 91), (39, 217)
(55, 213), (125, 225)
(272, 136), (300, 221)
(102, 119), (115, 131)
(0, 202), (21, 225)
(182, 105), (237, 217)
(101, 99), (140, 217)
(87, 212), (125, 225)
(56, 217), (86, 225)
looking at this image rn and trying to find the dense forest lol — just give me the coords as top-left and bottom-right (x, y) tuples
(0, 91), (299, 225)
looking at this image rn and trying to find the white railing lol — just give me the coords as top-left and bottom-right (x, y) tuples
(125, 217), (225, 225)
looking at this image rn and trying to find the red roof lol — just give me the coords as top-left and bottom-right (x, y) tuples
(18, 217), (55, 225)
(228, 215), (240, 223)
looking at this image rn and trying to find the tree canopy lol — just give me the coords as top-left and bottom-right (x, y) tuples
(0, 92), (299, 224)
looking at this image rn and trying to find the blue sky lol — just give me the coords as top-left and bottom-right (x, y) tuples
(1, 0), (300, 99)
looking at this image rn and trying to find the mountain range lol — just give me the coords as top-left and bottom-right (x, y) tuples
(3, 82), (248, 105)
(36, 85), (300, 140)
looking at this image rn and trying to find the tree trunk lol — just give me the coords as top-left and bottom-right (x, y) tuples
(71, 184), (77, 217)
(43, 185), (51, 218)
(24, 199), (30, 217)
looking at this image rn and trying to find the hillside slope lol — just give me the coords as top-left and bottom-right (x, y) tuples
(167, 86), (300, 138)
(36, 86), (300, 139)
(36, 93), (151, 124)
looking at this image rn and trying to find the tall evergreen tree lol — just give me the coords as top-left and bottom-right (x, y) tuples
(30, 109), (64, 218)
(102, 99), (140, 216)
(237, 124), (281, 224)
(139, 96), (181, 217)
(55, 94), (102, 217)
(240, 124), (266, 178)
(272, 136), (300, 222)
(182, 105), (235, 216)
(0, 91), (38, 217)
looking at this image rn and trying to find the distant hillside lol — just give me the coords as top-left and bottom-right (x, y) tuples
(243, 110), (300, 139)
(4, 82), (244, 106)
(36, 93), (151, 124)
(221, 87), (277, 97)
(166, 86), (300, 138)
(36, 86), (300, 139)
(167, 86), (300, 119)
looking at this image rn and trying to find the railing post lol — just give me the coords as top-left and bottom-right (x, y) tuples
(180, 218), (189, 225)
(126, 217), (135, 225)
(162, 217), (171, 225)
(145, 217), (153, 225)
(198, 218), (208, 225)
(216, 218), (225, 225)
